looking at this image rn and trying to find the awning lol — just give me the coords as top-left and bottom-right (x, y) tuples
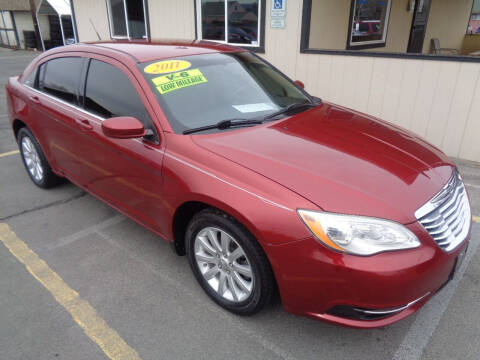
(37, 0), (71, 16)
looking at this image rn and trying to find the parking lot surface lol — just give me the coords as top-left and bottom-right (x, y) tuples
(1, 47), (479, 360)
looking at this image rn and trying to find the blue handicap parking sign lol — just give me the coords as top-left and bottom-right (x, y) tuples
(274, 0), (283, 9)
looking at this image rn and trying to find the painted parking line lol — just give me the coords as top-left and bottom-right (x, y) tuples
(473, 215), (480, 223)
(0, 223), (142, 360)
(0, 150), (19, 158)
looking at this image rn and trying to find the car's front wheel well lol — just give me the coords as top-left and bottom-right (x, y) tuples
(12, 119), (27, 140)
(172, 201), (210, 255)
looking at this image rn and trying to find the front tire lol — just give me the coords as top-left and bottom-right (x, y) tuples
(18, 127), (61, 188)
(186, 208), (275, 315)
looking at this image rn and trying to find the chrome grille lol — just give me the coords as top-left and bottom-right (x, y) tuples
(415, 170), (471, 252)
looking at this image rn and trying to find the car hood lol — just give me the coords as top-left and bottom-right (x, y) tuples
(192, 103), (454, 224)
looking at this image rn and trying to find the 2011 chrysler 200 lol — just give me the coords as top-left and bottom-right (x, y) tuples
(6, 41), (472, 328)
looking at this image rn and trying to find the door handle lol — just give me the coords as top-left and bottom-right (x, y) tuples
(76, 118), (93, 131)
(30, 95), (41, 104)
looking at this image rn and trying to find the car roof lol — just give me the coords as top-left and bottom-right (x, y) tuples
(70, 39), (244, 63)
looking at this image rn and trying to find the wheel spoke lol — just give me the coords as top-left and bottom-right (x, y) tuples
(227, 275), (239, 301)
(197, 235), (217, 255)
(203, 266), (219, 280)
(36, 163), (43, 179)
(232, 263), (252, 278)
(220, 232), (230, 255)
(33, 163), (39, 179)
(195, 253), (215, 264)
(207, 229), (222, 253)
(23, 139), (31, 152)
(232, 272), (251, 293)
(218, 272), (227, 295)
(228, 247), (243, 262)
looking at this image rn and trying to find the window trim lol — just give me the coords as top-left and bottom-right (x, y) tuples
(105, 0), (150, 40)
(194, 0), (266, 53)
(346, 0), (392, 50)
(299, 0), (480, 63)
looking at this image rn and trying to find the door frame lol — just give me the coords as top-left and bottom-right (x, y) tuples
(407, 0), (432, 53)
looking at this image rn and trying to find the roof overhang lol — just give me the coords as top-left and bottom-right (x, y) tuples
(37, 0), (71, 16)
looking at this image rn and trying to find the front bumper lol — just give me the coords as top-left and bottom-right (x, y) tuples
(265, 221), (470, 328)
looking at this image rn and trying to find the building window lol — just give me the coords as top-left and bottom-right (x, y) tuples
(348, 0), (392, 49)
(196, 0), (264, 48)
(301, 0), (480, 59)
(106, 0), (148, 39)
(0, 10), (18, 48)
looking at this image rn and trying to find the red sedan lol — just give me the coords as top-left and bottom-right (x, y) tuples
(5, 40), (472, 328)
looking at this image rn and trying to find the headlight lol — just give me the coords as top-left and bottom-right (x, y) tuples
(297, 210), (420, 256)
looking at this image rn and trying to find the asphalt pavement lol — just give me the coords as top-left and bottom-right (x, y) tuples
(0, 47), (479, 360)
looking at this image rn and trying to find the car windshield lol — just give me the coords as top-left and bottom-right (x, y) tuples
(139, 52), (311, 134)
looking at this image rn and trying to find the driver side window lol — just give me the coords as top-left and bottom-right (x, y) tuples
(84, 59), (157, 141)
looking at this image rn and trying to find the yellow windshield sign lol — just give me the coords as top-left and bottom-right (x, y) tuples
(152, 69), (207, 94)
(144, 60), (192, 74)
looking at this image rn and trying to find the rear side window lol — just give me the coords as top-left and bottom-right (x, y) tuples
(37, 57), (83, 104)
(23, 69), (36, 87)
(84, 59), (153, 132)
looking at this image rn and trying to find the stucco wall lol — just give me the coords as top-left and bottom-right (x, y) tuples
(423, 0), (473, 53)
(380, 0), (414, 52)
(148, 0), (195, 39)
(308, 0), (350, 50)
(71, 0), (110, 41)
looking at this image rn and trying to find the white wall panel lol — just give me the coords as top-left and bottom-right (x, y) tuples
(425, 61), (460, 148)
(72, 0), (110, 42)
(459, 75), (480, 161)
(148, 0), (195, 39)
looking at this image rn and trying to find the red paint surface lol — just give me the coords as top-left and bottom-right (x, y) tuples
(101, 116), (146, 138)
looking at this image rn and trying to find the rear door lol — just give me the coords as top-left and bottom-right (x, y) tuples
(73, 56), (166, 234)
(25, 56), (88, 180)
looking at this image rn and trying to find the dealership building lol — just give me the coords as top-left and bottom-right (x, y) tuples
(58, 0), (480, 162)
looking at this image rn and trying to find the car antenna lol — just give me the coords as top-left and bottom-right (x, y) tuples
(89, 18), (101, 41)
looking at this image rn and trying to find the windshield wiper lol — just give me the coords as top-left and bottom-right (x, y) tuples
(262, 101), (317, 121)
(183, 118), (264, 135)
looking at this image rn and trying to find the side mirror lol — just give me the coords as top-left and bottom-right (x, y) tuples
(101, 116), (146, 139)
(294, 80), (305, 89)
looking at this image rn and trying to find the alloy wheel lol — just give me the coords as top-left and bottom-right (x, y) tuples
(21, 136), (43, 182)
(194, 227), (254, 302)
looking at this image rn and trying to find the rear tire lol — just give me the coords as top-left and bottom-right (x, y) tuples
(17, 127), (61, 188)
(186, 208), (275, 315)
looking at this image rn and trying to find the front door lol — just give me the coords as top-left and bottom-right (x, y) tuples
(407, 0), (432, 53)
(72, 56), (166, 235)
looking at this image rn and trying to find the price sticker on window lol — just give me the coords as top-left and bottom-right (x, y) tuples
(151, 69), (207, 94)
